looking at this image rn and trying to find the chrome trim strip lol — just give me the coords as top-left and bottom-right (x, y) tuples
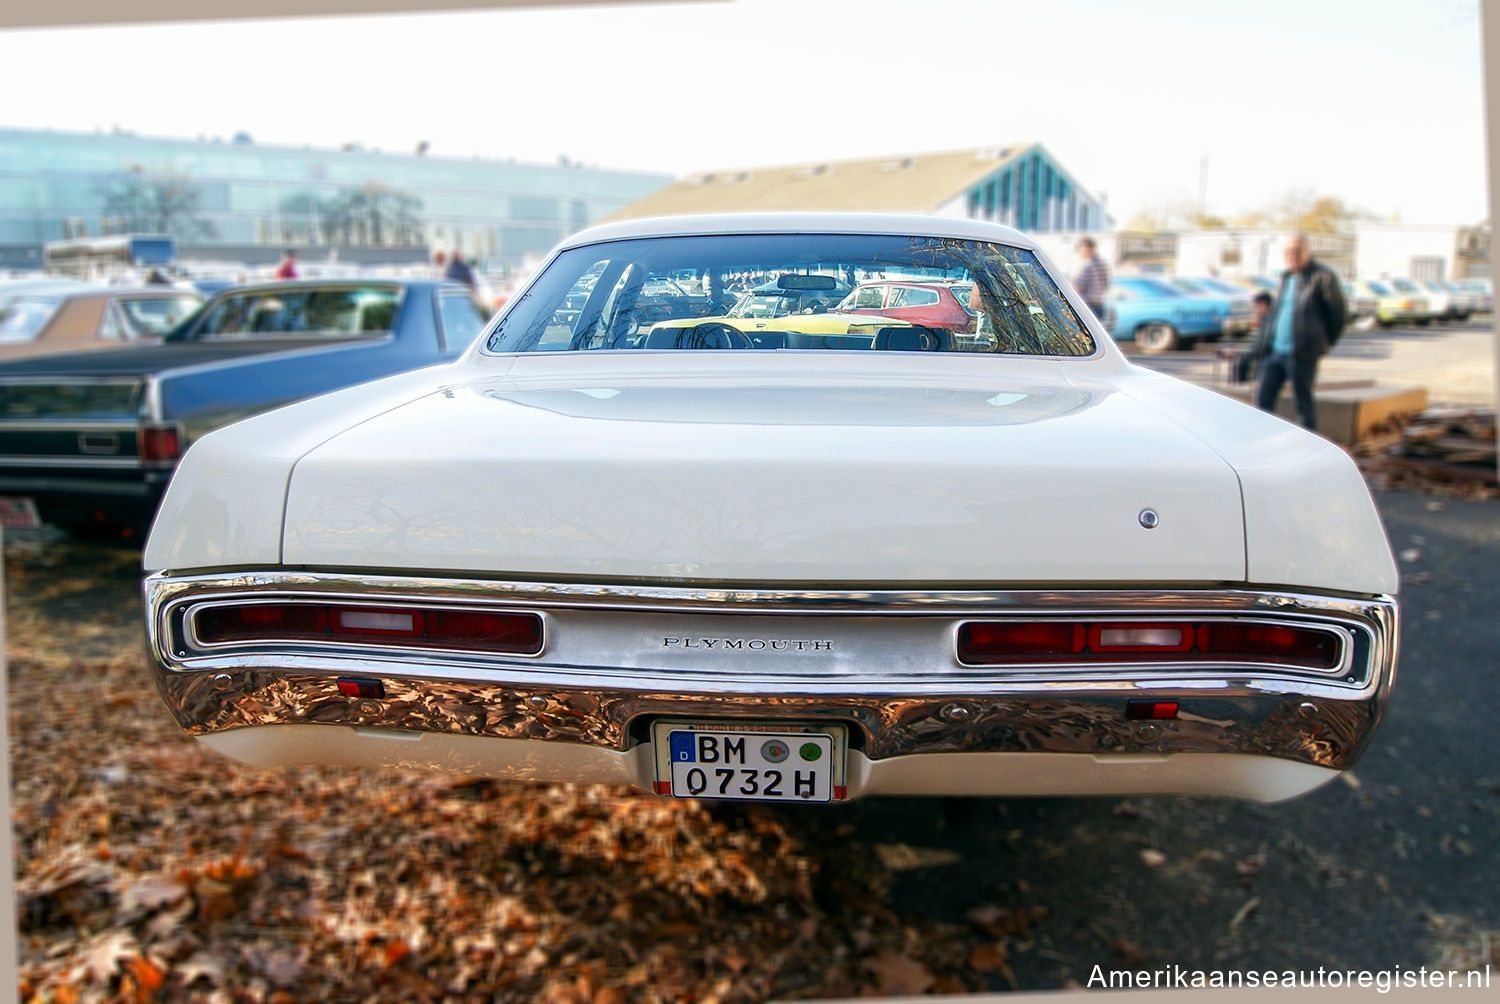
(146, 569), (1395, 618)
(145, 571), (1398, 773)
(0, 421), (141, 432)
(0, 376), (142, 388)
(0, 455), (141, 469)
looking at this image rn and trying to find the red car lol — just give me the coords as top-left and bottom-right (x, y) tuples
(836, 279), (976, 333)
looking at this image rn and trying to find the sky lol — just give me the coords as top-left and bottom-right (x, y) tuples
(0, 0), (1488, 227)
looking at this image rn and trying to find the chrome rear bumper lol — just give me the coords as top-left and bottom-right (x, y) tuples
(145, 571), (1398, 794)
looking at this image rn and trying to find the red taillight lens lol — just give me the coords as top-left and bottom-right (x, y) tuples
(194, 602), (543, 655)
(958, 620), (1341, 670)
(198, 603), (328, 642)
(427, 609), (543, 652)
(138, 424), (181, 463)
(957, 622), (1085, 660)
(1196, 623), (1340, 670)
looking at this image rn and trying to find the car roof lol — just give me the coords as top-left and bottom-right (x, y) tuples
(558, 212), (1038, 252)
(201, 277), (430, 297)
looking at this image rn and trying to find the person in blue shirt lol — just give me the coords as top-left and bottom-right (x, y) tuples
(1249, 233), (1347, 432)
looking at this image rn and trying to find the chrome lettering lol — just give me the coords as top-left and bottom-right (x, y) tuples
(659, 636), (836, 652)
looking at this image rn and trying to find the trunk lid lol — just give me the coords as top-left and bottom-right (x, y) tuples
(282, 369), (1247, 585)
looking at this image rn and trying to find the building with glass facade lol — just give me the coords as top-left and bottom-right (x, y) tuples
(0, 127), (673, 271)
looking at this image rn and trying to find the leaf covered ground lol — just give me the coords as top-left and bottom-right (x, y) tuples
(6, 538), (1041, 1003)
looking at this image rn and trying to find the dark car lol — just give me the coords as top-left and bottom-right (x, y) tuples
(0, 278), (488, 533)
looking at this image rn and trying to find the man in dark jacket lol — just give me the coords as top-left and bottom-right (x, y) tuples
(1251, 233), (1346, 432)
(443, 249), (476, 289)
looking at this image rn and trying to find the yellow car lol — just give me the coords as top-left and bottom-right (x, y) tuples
(1351, 279), (1427, 327)
(646, 274), (898, 349)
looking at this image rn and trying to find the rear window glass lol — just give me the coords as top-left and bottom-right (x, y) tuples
(118, 295), (203, 336)
(183, 286), (402, 339)
(0, 297), (60, 342)
(486, 234), (1095, 357)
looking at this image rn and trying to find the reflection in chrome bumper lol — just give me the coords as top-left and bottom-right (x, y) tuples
(144, 571), (1398, 794)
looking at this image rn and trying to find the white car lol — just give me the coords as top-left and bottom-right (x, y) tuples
(143, 213), (1399, 805)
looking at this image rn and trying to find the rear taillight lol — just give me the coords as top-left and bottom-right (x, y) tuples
(138, 424), (181, 464)
(195, 602), (543, 655)
(957, 620), (1342, 671)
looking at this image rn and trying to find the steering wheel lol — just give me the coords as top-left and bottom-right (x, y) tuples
(686, 322), (753, 349)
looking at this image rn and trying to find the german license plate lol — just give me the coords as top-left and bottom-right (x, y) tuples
(0, 497), (41, 530)
(651, 720), (847, 803)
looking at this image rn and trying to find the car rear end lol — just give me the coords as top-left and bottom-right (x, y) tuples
(0, 373), (177, 530)
(139, 215), (1399, 806)
(142, 356), (1399, 805)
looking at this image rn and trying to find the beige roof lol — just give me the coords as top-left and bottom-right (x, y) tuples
(604, 145), (1055, 222)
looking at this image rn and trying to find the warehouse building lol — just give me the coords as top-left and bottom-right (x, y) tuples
(605, 144), (1110, 233)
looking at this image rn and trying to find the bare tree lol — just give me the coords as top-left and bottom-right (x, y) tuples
(97, 165), (216, 239)
(317, 182), (426, 247)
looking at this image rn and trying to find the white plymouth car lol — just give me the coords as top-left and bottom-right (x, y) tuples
(143, 214), (1399, 805)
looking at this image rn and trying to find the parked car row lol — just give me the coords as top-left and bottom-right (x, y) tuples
(1103, 275), (1245, 354)
(0, 277), (491, 533)
(0, 279), (205, 361)
(1341, 277), (1480, 327)
(1101, 267), (1486, 354)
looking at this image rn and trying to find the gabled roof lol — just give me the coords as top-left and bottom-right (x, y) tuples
(604, 145), (1073, 222)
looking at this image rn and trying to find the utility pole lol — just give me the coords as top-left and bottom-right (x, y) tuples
(1198, 154), (1209, 226)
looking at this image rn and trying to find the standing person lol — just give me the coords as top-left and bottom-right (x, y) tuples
(1233, 290), (1274, 382)
(273, 250), (298, 280)
(1072, 236), (1110, 319)
(1251, 233), (1347, 432)
(443, 249), (475, 288)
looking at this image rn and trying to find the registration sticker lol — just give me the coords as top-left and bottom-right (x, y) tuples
(650, 719), (848, 803)
(0, 497), (41, 530)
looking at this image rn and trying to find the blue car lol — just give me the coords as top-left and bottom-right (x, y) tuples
(1104, 275), (1226, 353)
(0, 277), (490, 533)
(1166, 276), (1257, 340)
